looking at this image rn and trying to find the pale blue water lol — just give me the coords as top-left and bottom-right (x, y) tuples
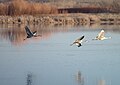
(0, 25), (120, 85)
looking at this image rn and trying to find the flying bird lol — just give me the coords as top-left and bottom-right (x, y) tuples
(24, 26), (41, 40)
(70, 35), (85, 47)
(93, 30), (111, 40)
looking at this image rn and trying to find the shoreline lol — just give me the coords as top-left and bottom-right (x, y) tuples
(0, 13), (120, 25)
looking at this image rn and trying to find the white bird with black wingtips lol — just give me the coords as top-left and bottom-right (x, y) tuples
(70, 35), (85, 47)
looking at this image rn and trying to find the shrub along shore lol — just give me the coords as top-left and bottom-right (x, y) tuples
(0, 0), (120, 25)
(0, 13), (120, 25)
(0, 0), (58, 16)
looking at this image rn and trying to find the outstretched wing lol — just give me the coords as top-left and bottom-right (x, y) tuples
(70, 36), (84, 46)
(97, 30), (104, 38)
(74, 36), (84, 43)
(77, 36), (84, 40)
(25, 26), (33, 37)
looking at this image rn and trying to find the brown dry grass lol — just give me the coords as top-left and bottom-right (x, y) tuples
(0, 0), (58, 16)
(0, 3), (8, 15)
(0, 0), (119, 15)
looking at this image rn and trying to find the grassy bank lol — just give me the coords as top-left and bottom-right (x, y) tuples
(0, 0), (120, 16)
(0, 0), (58, 16)
(0, 13), (120, 25)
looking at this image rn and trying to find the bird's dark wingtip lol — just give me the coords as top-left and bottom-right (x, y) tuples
(80, 35), (84, 40)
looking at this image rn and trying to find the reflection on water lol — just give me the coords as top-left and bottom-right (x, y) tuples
(0, 24), (120, 85)
(0, 24), (77, 46)
(98, 80), (106, 85)
(0, 25), (26, 46)
(26, 73), (33, 85)
(0, 24), (120, 46)
(76, 71), (84, 85)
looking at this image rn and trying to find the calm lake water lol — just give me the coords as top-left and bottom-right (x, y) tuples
(0, 24), (120, 85)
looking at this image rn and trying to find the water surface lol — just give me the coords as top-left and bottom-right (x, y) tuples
(0, 24), (120, 85)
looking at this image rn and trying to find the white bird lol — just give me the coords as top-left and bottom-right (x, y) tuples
(70, 35), (85, 47)
(24, 26), (41, 40)
(93, 30), (111, 40)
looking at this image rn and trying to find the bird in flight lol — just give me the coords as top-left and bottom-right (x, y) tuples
(93, 30), (111, 40)
(70, 35), (85, 47)
(24, 26), (41, 40)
